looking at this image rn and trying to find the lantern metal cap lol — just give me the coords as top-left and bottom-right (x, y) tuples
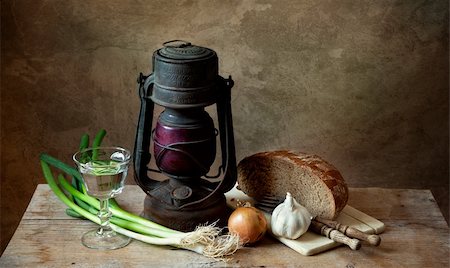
(150, 40), (220, 108)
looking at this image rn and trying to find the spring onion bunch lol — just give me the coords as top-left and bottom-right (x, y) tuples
(39, 130), (241, 260)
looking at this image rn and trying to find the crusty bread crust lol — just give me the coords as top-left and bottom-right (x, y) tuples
(237, 151), (348, 219)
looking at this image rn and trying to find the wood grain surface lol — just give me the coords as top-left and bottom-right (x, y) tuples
(0, 185), (448, 267)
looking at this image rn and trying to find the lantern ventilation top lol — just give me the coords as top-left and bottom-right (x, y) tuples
(159, 40), (215, 60)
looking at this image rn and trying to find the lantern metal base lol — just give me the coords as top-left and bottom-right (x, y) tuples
(141, 185), (232, 232)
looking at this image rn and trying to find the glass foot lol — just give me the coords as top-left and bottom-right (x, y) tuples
(81, 229), (131, 250)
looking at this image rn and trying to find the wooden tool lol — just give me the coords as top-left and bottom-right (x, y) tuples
(309, 221), (361, 250)
(315, 217), (381, 246)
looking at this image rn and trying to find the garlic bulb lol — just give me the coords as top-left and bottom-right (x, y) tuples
(271, 192), (312, 239)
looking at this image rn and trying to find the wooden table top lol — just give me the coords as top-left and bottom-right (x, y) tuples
(1, 185), (448, 267)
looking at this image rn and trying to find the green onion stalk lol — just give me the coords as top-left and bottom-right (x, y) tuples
(39, 130), (241, 260)
(40, 158), (241, 260)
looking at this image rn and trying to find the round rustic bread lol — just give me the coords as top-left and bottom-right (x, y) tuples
(237, 151), (348, 220)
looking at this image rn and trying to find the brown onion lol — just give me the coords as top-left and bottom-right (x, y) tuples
(228, 206), (267, 245)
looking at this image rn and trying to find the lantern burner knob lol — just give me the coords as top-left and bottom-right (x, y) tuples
(171, 186), (193, 205)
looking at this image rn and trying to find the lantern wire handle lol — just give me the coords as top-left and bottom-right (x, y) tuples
(163, 40), (192, 48)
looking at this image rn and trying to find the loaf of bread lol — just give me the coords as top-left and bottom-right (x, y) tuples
(237, 151), (348, 220)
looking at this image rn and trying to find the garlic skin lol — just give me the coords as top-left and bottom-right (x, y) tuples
(271, 192), (312, 239)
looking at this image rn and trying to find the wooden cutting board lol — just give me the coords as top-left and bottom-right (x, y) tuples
(225, 185), (385, 256)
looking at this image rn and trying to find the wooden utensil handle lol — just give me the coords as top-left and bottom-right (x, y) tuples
(310, 221), (361, 250)
(315, 217), (381, 246)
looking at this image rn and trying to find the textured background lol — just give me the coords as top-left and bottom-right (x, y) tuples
(1, 0), (448, 254)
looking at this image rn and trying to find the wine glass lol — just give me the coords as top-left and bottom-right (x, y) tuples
(73, 146), (131, 250)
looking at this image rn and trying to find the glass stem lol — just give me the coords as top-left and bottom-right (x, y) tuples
(97, 198), (113, 236)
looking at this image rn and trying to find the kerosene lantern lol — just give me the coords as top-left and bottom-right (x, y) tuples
(133, 40), (237, 231)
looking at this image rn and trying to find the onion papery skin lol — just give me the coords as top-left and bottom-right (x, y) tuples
(228, 207), (267, 245)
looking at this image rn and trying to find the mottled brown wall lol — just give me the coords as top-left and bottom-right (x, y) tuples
(1, 0), (448, 253)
